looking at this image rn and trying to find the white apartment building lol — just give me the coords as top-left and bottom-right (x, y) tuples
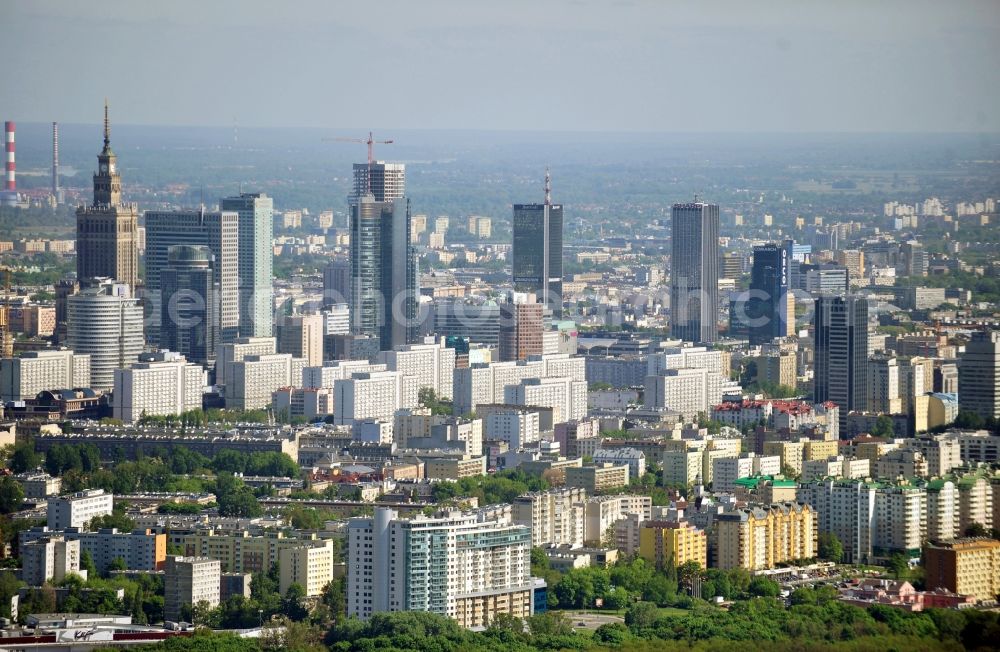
(926, 479), (958, 541)
(112, 351), (204, 423)
(593, 447), (646, 480)
(47, 489), (114, 530)
(800, 455), (870, 483)
(377, 339), (456, 400)
(164, 556), (221, 622)
(644, 368), (711, 420)
(662, 449), (704, 486)
(905, 435), (963, 477)
(226, 353), (304, 410)
(800, 479), (877, 563)
(484, 409), (540, 450)
(876, 486), (927, 554)
(333, 371), (418, 426)
(503, 376), (587, 423)
(875, 449), (928, 479)
(272, 386), (333, 421)
(868, 356), (902, 414)
(453, 359), (545, 415)
(347, 507), (536, 628)
(647, 346), (728, 376)
(712, 453), (781, 492)
(302, 360), (386, 389)
(215, 337), (276, 388)
(583, 495), (652, 544)
(20, 526), (164, 574)
(21, 536), (81, 586)
(0, 349), (91, 401)
(279, 540), (334, 597)
(513, 487), (587, 547)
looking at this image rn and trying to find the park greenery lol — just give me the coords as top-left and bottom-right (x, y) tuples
(88, 598), (1000, 652)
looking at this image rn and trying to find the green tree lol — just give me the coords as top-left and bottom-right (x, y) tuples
(9, 443), (41, 473)
(871, 414), (895, 437)
(748, 576), (780, 597)
(0, 477), (25, 514)
(80, 550), (98, 577)
(624, 601), (659, 629)
(818, 531), (844, 563)
(888, 552), (909, 579)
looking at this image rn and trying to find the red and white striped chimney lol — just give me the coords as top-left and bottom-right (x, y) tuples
(4, 121), (14, 192)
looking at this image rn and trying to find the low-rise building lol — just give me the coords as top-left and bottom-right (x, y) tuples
(564, 464), (629, 494)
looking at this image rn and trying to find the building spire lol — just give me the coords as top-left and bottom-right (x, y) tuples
(544, 167), (551, 206)
(103, 98), (111, 149)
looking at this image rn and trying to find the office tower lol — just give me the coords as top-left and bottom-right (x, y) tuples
(66, 279), (144, 391)
(959, 330), (1000, 420)
(349, 196), (417, 350)
(0, 350), (91, 401)
(814, 295), (869, 432)
(221, 193), (274, 338)
(145, 209), (239, 344)
(512, 172), (563, 316)
(347, 507), (535, 628)
(113, 351), (205, 423)
(351, 161), (405, 204)
(160, 245), (219, 367)
(670, 201), (720, 343)
(747, 243), (791, 345)
(75, 103), (139, 288)
(164, 556), (221, 623)
(433, 301), (501, 347)
(277, 314), (324, 367)
(323, 258), (351, 306)
(53, 279), (78, 344)
(803, 264), (849, 294)
(498, 298), (544, 362)
(52, 122), (62, 203)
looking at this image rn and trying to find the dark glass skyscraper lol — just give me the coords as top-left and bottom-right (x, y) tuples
(747, 243), (791, 345)
(160, 245), (219, 367)
(814, 294), (869, 432)
(670, 202), (720, 342)
(512, 173), (563, 316)
(349, 195), (416, 350)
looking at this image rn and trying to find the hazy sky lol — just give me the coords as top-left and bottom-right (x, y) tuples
(5, 0), (999, 132)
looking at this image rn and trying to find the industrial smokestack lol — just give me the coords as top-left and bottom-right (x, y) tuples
(52, 121), (59, 198)
(4, 121), (14, 192)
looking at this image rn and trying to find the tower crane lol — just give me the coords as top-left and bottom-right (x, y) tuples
(322, 132), (394, 194)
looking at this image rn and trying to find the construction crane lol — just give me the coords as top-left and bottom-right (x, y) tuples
(323, 132), (394, 194)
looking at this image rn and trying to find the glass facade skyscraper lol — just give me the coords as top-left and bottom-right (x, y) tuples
(221, 193), (274, 338)
(747, 243), (791, 345)
(349, 196), (417, 350)
(814, 294), (869, 432)
(512, 202), (563, 316)
(670, 202), (720, 343)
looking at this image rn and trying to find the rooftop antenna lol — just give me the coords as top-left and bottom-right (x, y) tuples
(104, 98), (110, 148)
(544, 167), (551, 206)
